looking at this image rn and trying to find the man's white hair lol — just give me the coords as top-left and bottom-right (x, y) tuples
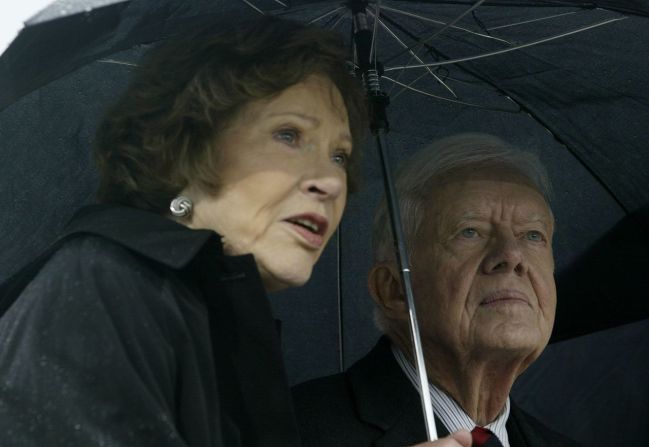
(371, 133), (553, 331)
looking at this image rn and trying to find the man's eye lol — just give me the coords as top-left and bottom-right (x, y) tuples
(274, 128), (299, 145)
(460, 228), (478, 238)
(525, 230), (544, 242)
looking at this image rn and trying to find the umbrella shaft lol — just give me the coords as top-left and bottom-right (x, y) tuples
(375, 130), (437, 441)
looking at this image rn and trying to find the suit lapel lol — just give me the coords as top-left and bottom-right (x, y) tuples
(506, 401), (538, 447)
(374, 414), (449, 447)
(347, 337), (450, 446)
(506, 400), (582, 447)
(507, 409), (527, 447)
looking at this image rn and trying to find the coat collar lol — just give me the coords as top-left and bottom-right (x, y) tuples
(346, 337), (570, 447)
(62, 204), (221, 270)
(62, 204), (301, 445)
(347, 336), (449, 446)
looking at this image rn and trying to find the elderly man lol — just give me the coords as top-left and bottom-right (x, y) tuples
(292, 134), (580, 447)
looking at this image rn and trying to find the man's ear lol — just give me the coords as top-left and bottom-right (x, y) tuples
(368, 262), (408, 321)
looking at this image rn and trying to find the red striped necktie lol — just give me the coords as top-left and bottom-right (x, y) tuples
(471, 426), (504, 447)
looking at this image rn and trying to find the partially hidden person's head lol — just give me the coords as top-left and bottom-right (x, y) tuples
(369, 133), (555, 378)
(95, 16), (368, 292)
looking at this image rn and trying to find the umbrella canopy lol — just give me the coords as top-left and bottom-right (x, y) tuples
(2, 1), (649, 445)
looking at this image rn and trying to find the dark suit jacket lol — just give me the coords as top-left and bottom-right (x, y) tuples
(292, 337), (581, 447)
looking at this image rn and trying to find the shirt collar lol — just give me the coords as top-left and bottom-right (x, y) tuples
(61, 204), (220, 270)
(391, 344), (511, 446)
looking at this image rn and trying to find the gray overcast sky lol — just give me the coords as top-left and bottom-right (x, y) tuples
(1, 1), (54, 55)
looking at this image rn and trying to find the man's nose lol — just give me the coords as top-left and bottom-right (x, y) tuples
(481, 233), (527, 275)
(299, 162), (344, 201)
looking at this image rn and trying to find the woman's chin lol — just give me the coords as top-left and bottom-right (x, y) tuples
(258, 263), (314, 293)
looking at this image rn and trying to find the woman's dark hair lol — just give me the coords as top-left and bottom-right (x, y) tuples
(95, 16), (368, 212)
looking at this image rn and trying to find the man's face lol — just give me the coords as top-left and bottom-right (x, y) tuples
(410, 168), (556, 364)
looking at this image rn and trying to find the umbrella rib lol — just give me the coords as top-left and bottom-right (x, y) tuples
(369, 0), (382, 64)
(98, 59), (138, 67)
(384, 75), (519, 112)
(272, 0), (288, 7)
(384, 16), (627, 72)
(381, 0), (486, 94)
(383, 0), (487, 66)
(380, 4), (511, 45)
(389, 71), (428, 101)
(391, 38), (635, 220)
(329, 11), (349, 31)
(486, 11), (578, 31)
(413, 0), (486, 46)
(238, 0), (265, 15)
(307, 5), (346, 24)
(368, 11), (458, 99)
(377, 12), (448, 98)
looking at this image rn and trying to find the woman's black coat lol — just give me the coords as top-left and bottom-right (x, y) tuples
(0, 204), (301, 446)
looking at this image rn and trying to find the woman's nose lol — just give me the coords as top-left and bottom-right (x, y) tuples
(299, 166), (344, 201)
(482, 234), (527, 275)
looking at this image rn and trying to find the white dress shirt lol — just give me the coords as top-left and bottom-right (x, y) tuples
(392, 344), (510, 446)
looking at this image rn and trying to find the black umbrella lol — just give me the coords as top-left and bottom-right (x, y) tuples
(2, 0), (649, 444)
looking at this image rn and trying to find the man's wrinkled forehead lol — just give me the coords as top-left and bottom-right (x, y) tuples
(429, 163), (538, 188)
(427, 165), (555, 224)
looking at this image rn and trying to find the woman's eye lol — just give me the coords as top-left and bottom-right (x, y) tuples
(525, 230), (545, 242)
(332, 151), (350, 167)
(460, 228), (478, 238)
(274, 128), (299, 146)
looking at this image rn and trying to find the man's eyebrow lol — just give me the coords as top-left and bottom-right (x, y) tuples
(522, 214), (551, 223)
(457, 211), (553, 225)
(520, 215), (554, 229)
(515, 209), (554, 223)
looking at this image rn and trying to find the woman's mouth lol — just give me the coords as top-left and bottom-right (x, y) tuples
(283, 213), (329, 248)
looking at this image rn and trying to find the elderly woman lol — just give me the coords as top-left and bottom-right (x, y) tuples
(0, 17), (366, 446)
